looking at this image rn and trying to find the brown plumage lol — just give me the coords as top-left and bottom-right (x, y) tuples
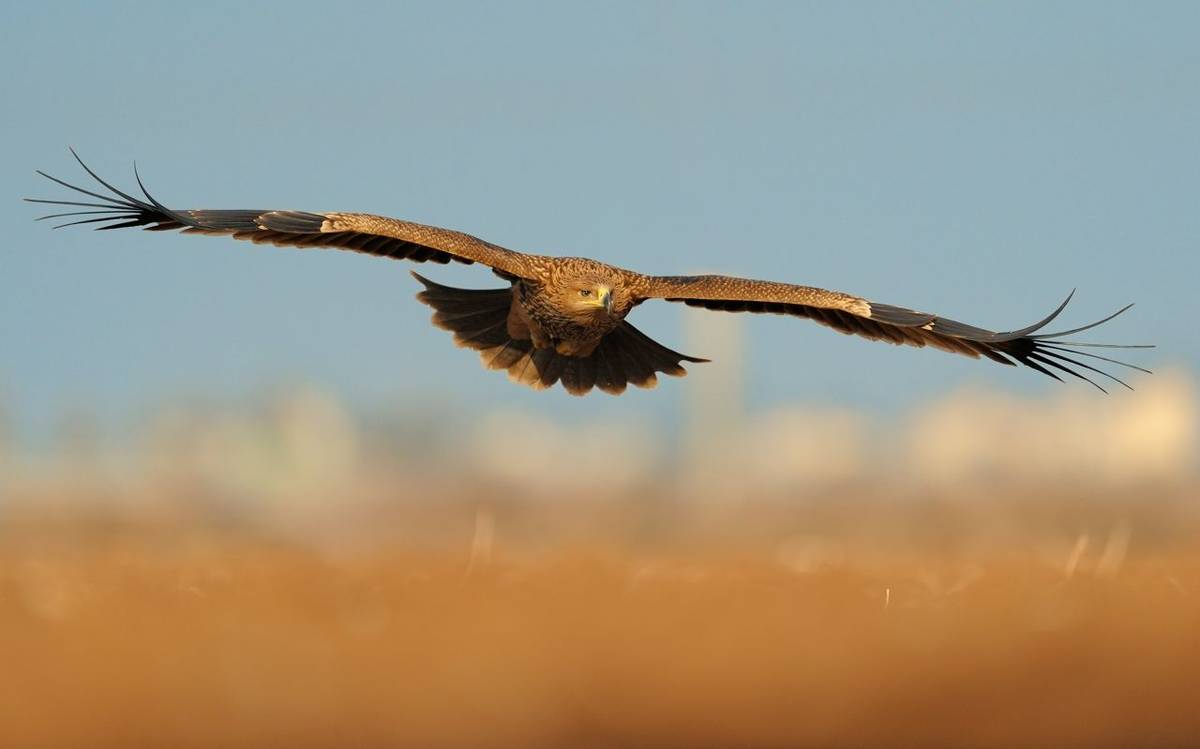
(27, 151), (1152, 395)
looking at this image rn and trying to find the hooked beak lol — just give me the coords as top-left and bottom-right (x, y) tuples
(600, 287), (614, 314)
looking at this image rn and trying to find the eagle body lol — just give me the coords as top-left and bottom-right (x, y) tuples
(27, 151), (1151, 396)
(511, 257), (642, 357)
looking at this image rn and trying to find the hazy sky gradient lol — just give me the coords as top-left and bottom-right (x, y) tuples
(3, 2), (1196, 439)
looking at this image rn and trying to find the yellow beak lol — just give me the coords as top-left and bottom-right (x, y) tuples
(598, 287), (613, 314)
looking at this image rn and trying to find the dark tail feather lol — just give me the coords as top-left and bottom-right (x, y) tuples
(412, 270), (526, 352)
(412, 272), (706, 395)
(590, 345), (627, 395)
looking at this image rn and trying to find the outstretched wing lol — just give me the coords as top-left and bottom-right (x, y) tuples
(27, 150), (536, 279)
(643, 274), (1152, 392)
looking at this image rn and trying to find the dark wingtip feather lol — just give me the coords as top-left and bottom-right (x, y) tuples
(1013, 354), (1065, 384)
(1039, 348), (1134, 391)
(69, 149), (149, 209)
(1047, 341), (1155, 349)
(34, 209), (128, 222)
(1038, 343), (1154, 375)
(1008, 295), (1150, 392)
(988, 290), (1075, 342)
(1026, 352), (1110, 393)
(29, 150), (190, 233)
(1031, 302), (1136, 341)
(134, 161), (172, 213)
(33, 168), (131, 208)
(891, 291), (1153, 393)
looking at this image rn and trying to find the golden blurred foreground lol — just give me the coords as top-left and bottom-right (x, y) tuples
(2, 484), (1199, 749)
(1, 371), (1198, 747)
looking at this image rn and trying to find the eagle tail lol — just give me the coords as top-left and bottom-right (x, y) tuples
(412, 273), (707, 396)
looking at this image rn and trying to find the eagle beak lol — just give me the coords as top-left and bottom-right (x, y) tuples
(600, 287), (613, 314)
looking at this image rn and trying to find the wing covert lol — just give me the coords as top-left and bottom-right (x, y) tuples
(642, 274), (1151, 392)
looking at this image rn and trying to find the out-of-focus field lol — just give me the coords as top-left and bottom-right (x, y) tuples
(2, 486), (1199, 749)
(1, 372), (1198, 747)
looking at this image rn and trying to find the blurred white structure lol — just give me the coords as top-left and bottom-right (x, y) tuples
(144, 385), (360, 500)
(739, 406), (872, 488)
(906, 370), (1197, 485)
(681, 309), (746, 489)
(677, 311), (874, 491)
(272, 387), (360, 491)
(467, 408), (662, 494)
(5, 363), (1197, 498)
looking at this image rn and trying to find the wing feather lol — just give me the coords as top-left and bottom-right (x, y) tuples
(27, 150), (535, 278)
(642, 274), (1150, 391)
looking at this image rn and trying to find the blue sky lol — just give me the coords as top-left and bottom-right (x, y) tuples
(2, 2), (1196, 440)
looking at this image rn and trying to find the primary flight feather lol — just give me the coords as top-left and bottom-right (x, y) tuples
(27, 150), (1152, 395)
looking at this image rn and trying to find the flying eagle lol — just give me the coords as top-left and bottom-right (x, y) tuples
(28, 151), (1151, 396)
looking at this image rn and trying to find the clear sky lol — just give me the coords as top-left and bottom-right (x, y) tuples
(2, 2), (1196, 441)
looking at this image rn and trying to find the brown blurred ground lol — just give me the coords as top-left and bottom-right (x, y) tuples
(2, 483), (1199, 749)
(2, 371), (1197, 747)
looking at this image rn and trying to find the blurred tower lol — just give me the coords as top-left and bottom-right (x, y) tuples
(271, 385), (361, 498)
(0, 388), (9, 488)
(56, 407), (103, 485)
(681, 308), (745, 490)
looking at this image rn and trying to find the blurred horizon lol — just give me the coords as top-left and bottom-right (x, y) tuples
(4, 351), (1195, 500)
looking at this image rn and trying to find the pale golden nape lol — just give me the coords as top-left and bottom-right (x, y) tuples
(27, 150), (1152, 396)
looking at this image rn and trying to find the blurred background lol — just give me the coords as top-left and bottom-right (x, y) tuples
(2, 2), (1198, 748)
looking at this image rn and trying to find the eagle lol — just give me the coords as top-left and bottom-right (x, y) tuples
(28, 151), (1150, 396)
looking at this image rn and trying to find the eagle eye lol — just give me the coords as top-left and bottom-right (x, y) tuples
(579, 289), (592, 298)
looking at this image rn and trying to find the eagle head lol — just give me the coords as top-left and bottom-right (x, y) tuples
(550, 260), (627, 323)
(568, 279), (616, 317)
